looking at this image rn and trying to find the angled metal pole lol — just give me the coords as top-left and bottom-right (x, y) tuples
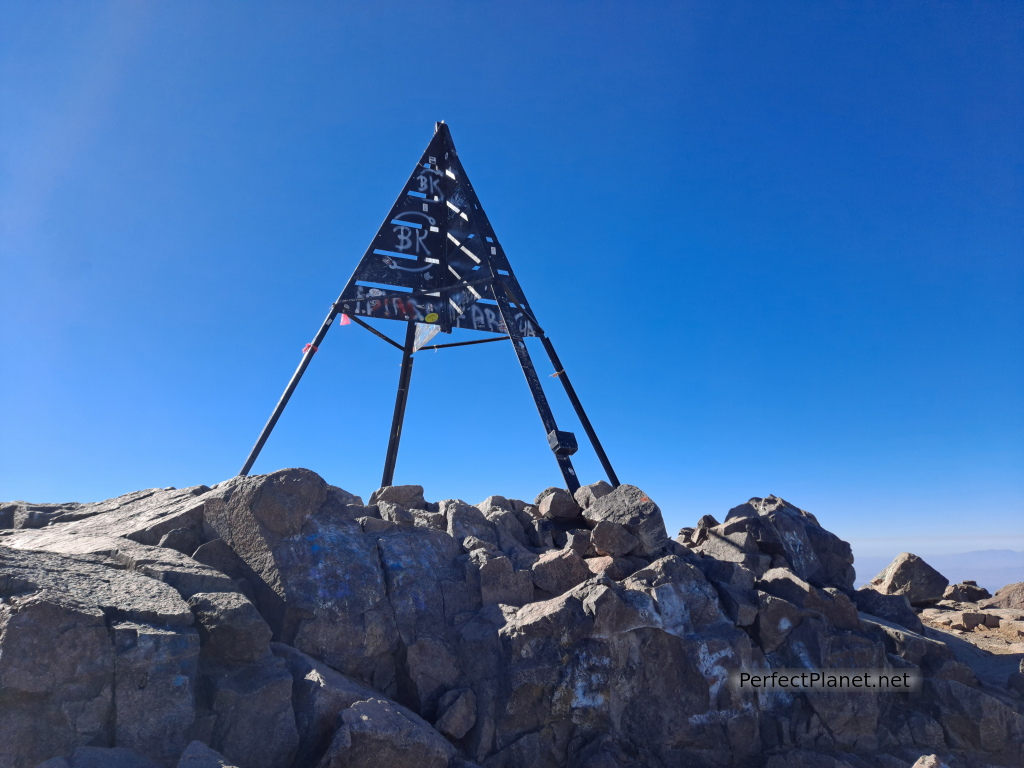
(239, 303), (341, 476)
(491, 284), (581, 493)
(381, 321), (417, 487)
(540, 336), (620, 488)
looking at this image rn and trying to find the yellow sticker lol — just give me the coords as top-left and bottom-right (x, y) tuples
(425, 313), (439, 323)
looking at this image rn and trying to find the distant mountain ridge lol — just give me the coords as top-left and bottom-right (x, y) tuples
(854, 549), (1024, 593)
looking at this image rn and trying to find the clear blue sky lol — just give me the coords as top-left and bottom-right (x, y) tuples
(2, 2), (1022, 565)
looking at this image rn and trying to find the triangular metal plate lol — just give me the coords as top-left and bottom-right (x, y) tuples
(337, 123), (540, 337)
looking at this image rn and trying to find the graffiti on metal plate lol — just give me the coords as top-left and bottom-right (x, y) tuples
(336, 127), (538, 337)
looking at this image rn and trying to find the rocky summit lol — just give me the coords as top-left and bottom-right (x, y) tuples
(1, 470), (1022, 768)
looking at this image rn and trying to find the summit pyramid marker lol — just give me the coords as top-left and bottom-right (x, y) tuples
(239, 123), (618, 493)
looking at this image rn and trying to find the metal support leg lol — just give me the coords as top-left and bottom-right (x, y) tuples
(492, 287), (580, 493)
(540, 336), (620, 488)
(381, 321), (417, 487)
(240, 305), (340, 476)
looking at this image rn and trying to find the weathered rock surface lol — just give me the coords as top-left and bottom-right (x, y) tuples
(573, 480), (613, 511)
(187, 592), (272, 664)
(369, 484), (423, 510)
(531, 547), (591, 595)
(270, 643), (382, 767)
(537, 488), (581, 520)
(0, 485), (209, 539)
(176, 741), (237, 768)
(434, 687), (477, 740)
(49, 747), (160, 768)
(868, 553), (949, 607)
(201, 655), (298, 768)
(582, 484), (668, 556)
(317, 697), (458, 768)
(0, 549), (199, 768)
(5, 470), (1023, 768)
(590, 519), (638, 557)
(852, 588), (925, 633)
(943, 580), (991, 602)
(983, 581), (1024, 610)
(710, 495), (856, 590)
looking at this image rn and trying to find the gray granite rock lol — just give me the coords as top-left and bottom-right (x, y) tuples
(188, 591), (273, 664)
(982, 581), (1024, 610)
(435, 687), (477, 740)
(204, 655), (298, 768)
(271, 643), (382, 767)
(531, 548), (591, 596)
(537, 488), (581, 520)
(852, 588), (924, 633)
(590, 520), (638, 558)
(369, 485), (426, 510)
(722, 496), (855, 590)
(583, 555), (635, 581)
(943, 581), (991, 602)
(0, 548), (199, 768)
(869, 553), (949, 606)
(317, 697), (458, 768)
(176, 741), (238, 768)
(573, 480), (613, 511)
(582, 485), (668, 557)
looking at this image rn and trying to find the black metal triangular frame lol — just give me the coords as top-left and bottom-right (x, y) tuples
(240, 123), (618, 493)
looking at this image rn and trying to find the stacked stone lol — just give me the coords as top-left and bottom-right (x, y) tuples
(1, 470), (1022, 768)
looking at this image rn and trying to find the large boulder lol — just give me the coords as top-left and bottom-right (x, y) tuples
(0, 485), (209, 540)
(982, 581), (1024, 611)
(581, 485), (668, 557)
(496, 574), (762, 767)
(537, 489), (581, 520)
(590, 520), (638, 558)
(531, 549), (591, 596)
(200, 469), (487, 718)
(923, 679), (1024, 764)
(720, 496), (855, 591)
(202, 655), (299, 768)
(471, 549), (533, 607)
(573, 481), (613, 511)
(1, 534), (235, 600)
(868, 553), (949, 607)
(689, 521), (770, 575)
(858, 613), (954, 668)
(316, 697), (458, 768)
(755, 568), (859, 631)
(201, 469), (403, 687)
(434, 688), (477, 740)
(369, 485), (424, 510)
(271, 643), (383, 767)
(852, 588), (924, 633)
(111, 621), (201, 761)
(0, 549), (198, 768)
(943, 581), (991, 602)
(187, 592), (273, 664)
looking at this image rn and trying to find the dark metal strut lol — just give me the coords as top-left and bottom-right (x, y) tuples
(491, 281), (582, 493)
(239, 303), (340, 476)
(540, 336), (620, 487)
(381, 322), (416, 487)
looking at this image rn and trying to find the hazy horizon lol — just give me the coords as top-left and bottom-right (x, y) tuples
(852, 548), (1024, 593)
